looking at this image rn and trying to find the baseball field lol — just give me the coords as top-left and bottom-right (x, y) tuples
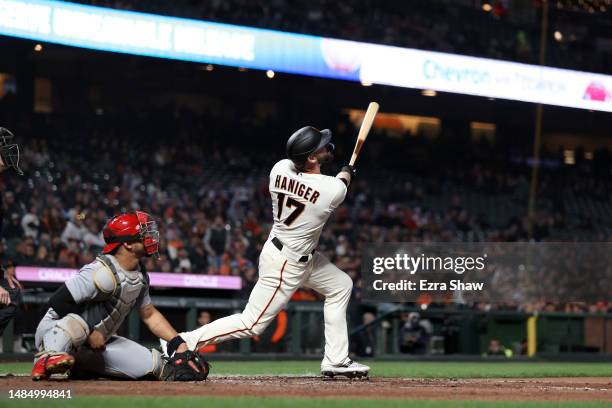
(1, 361), (611, 407)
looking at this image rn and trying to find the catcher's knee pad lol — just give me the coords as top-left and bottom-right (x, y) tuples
(42, 313), (90, 352)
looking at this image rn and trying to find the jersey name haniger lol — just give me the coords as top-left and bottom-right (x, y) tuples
(274, 175), (321, 204)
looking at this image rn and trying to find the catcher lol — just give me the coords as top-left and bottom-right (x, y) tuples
(32, 211), (209, 381)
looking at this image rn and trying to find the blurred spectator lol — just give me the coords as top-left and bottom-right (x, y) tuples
(21, 206), (40, 239)
(4, 213), (23, 240)
(82, 218), (105, 248)
(204, 216), (231, 268)
(60, 214), (88, 244)
(196, 310), (217, 352)
(197, 310), (212, 326)
(352, 312), (376, 357)
(485, 338), (512, 357)
(399, 312), (433, 354)
(175, 249), (192, 273)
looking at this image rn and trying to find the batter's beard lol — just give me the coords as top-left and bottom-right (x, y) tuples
(317, 151), (334, 165)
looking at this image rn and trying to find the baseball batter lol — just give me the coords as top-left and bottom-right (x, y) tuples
(32, 211), (209, 381)
(172, 126), (370, 378)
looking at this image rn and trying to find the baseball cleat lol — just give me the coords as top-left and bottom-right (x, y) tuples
(31, 352), (75, 381)
(321, 359), (370, 379)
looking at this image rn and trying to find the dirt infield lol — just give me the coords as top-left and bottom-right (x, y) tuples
(1, 375), (611, 402)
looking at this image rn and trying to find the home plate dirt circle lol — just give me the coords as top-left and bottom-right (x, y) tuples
(1, 375), (611, 402)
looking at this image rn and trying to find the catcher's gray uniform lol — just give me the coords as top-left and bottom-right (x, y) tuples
(35, 254), (163, 379)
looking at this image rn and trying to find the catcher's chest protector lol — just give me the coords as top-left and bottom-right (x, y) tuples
(83, 255), (148, 339)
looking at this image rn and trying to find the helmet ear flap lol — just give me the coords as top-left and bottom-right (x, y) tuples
(102, 224), (111, 239)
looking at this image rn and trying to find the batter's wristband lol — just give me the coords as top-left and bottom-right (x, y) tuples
(167, 335), (186, 356)
(341, 165), (356, 177)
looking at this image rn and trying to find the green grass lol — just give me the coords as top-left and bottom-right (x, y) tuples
(2, 360), (612, 378)
(1, 396), (610, 408)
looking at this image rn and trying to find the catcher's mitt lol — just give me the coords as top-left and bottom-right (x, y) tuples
(161, 350), (210, 382)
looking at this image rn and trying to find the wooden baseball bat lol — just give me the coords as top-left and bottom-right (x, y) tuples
(349, 102), (379, 166)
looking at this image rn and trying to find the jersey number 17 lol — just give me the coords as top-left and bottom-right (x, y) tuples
(276, 193), (305, 226)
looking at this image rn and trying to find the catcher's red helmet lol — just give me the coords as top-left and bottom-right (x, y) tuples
(102, 211), (159, 257)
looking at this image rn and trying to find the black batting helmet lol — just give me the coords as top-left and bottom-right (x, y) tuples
(286, 126), (333, 167)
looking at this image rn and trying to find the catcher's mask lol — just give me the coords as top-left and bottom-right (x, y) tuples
(102, 211), (160, 258)
(0, 127), (23, 175)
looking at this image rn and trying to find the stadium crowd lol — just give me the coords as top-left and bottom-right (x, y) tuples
(72, 0), (612, 74)
(1, 108), (610, 314)
(1, 0), (610, 359)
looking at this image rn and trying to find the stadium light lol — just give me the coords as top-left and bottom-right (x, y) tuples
(2, 0), (612, 112)
(422, 89), (437, 97)
(266, 70), (275, 79)
(34, 44), (43, 52)
(563, 149), (575, 165)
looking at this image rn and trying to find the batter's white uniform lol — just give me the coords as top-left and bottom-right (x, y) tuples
(180, 159), (353, 366)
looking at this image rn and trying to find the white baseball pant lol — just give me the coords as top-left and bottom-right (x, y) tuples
(180, 240), (353, 366)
